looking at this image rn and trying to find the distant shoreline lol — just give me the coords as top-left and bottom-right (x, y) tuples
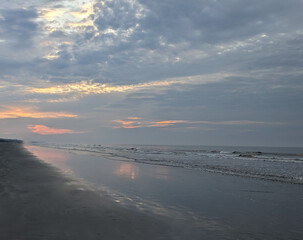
(0, 138), (23, 143)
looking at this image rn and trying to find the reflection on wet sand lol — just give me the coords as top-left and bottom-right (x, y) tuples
(25, 146), (72, 173)
(154, 167), (170, 180)
(115, 163), (138, 180)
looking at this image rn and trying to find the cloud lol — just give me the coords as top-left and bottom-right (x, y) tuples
(137, 0), (303, 45)
(127, 117), (142, 120)
(29, 73), (226, 97)
(0, 8), (39, 49)
(0, 106), (77, 119)
(28, 125), (82, 135)
(30, 80), (177, 95)
(113, 118), (284, 129)
(113, 120), (143, 129)
(1, 0), (302, 87)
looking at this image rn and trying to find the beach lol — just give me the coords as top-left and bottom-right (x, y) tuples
(0, 142), (174, 240)
(1, 141), (303, 239)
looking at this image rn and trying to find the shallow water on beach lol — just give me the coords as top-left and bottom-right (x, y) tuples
(26, 145), (303, 240)
(31, 143), (303, 184)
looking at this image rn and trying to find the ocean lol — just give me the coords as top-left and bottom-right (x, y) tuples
(31, 142), (303, 185)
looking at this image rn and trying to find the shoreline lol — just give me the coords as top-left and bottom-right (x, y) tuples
(0, 142), (174, 239)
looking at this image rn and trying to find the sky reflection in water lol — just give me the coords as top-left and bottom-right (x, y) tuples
(115, 163), (138, 180)
(25, 146), (72, 173)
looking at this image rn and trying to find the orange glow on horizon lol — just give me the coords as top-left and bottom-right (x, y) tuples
(0, 106), (77, 119)
(28, 125), (81, 135)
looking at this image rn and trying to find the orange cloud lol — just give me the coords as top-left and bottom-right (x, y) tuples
(113, 118), (284, 129)
(127, 117), (142, 120)
(113, 119), (186, 128)
(0, 106), (77, 119)
(113, 120), (142, 129)
(28, 125), (82, 135)
(29, 80), (179, 95)
(29, 73), (227, 97)
(149, 120), (186, 127)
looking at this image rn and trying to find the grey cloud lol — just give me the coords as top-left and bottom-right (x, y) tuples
(61, 0), (301, 84)
(137, 0), (303, 45)
(119, 73), (303, 123)
(252, 34), (303, 71)
(49, 30), (67, 38)
(0, 8), (39, 49)
(93, 1), (142, 31)
(91, 0), (303, 52)
(14, 0), (299, 86)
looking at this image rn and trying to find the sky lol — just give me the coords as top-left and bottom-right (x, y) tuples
(0, 0), (303, 147)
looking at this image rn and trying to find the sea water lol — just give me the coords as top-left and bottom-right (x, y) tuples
(32, 142), (303, 184)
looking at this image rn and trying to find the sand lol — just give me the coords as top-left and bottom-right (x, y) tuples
(0, 142), (173, 240)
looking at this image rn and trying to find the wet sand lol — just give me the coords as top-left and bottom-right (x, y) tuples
(0, 142), (173, 240)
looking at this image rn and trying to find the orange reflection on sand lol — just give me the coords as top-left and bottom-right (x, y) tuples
(115, 163), (138, 180)
(25, 146), (71, 171)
